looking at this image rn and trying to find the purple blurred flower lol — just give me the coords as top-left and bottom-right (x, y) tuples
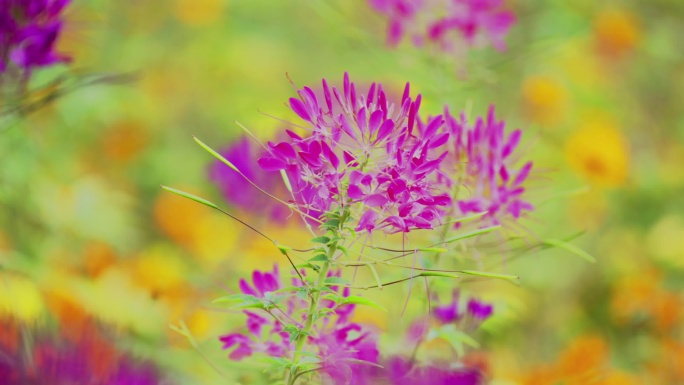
(0, 322), (166, 385)
(408, 291), (494, 343)
(386, 356), (484, 385)
(209, 136), (292, 222)
(369, 0), (515, 53)
(467, 298), (494, 320)
(0, 0), (72, 73)
(444, 105), (533, 225)
(433, 290), (461, 323)
(258, 72), (451, 234)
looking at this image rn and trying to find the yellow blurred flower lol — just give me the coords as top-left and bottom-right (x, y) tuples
(133, 243), (187, 295)
(593, 8), (641, 58)
(0, 273), (44, 322)
(175, 0), (226, 26)
(68, 267), (169, 337)
(188, 211), (240, 268)
(522, 75), (567, 127)
(565, 119), (629, 187)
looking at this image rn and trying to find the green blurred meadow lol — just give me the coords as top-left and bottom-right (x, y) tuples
(1, 0), (684, 384)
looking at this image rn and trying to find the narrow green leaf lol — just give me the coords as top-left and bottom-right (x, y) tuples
(161, 186), (218, 210)
(194, 136), (240, 173)
(543, 239), (596, 263)
(419, 271), (460, 279)
(441, 225), (501, 244)
(311, 236), (331, 244)
(419, 247), (448, 253)
(280, 170), (293, 194)
(366, 264), (383, 289)
(460, 270), (520, 285)
(342, 295), (387, 311)
(211, 294), (256, 304)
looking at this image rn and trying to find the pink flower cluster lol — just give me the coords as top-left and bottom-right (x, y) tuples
(219, 265), (379, 380)
(258, 73), (452, 234)
(369, 0), (516, 52)
(444, 105), (533, 225)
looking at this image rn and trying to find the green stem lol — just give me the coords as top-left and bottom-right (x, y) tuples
(286, 241), (337, 385)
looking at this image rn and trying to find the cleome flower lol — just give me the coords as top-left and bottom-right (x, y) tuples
(219, 264), (380, 382)
(369, 0), (516, 53)
(443, 105), (533, 226)
(0, 0), (72, 74)
(257, 72), (452, 234)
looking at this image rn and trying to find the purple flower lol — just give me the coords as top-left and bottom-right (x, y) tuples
(0, 0), (72, 73)
(433, 290), (461, 323)
(258, 73), (451, 234)
(220, 265), (293, 360)
(444, 105), (533, 225)
(220, 264), (380, 375)
(467, 298), (494, 320)
(208, 136), (291, 222)
(369, 0), (515, 53)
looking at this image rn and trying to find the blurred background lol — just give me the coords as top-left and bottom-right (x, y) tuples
(1, 0), (683, 384)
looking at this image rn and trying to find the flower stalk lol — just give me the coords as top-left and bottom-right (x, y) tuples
(287, 238), (337, 385)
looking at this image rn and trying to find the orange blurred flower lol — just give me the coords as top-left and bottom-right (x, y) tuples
(593, 8), (641, 58)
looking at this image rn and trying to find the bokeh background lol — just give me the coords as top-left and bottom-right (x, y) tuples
(1, 0), (684, 384)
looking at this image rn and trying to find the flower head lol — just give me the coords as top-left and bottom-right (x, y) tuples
(370, 0), (515, 53)
(444, 105), (533, 225)
(0, 0), (72, 73)
(258, 72), (451, 234)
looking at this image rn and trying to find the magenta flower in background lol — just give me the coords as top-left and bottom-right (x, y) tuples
(0, 0), (72, 74)
(444, 105), (533, 226)
(209, 136), (291, 223)
(369, 0), (515, 53)
(385, 356), (484, 385)
(258, 72), (452, 234)
(408, 291), (494, 343)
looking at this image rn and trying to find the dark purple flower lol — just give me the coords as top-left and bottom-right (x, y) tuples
(433, 290), (461, 323)
(0, 0), (72, 73)
(467, 298), (494, 320)
(209, 136), (291, 222)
